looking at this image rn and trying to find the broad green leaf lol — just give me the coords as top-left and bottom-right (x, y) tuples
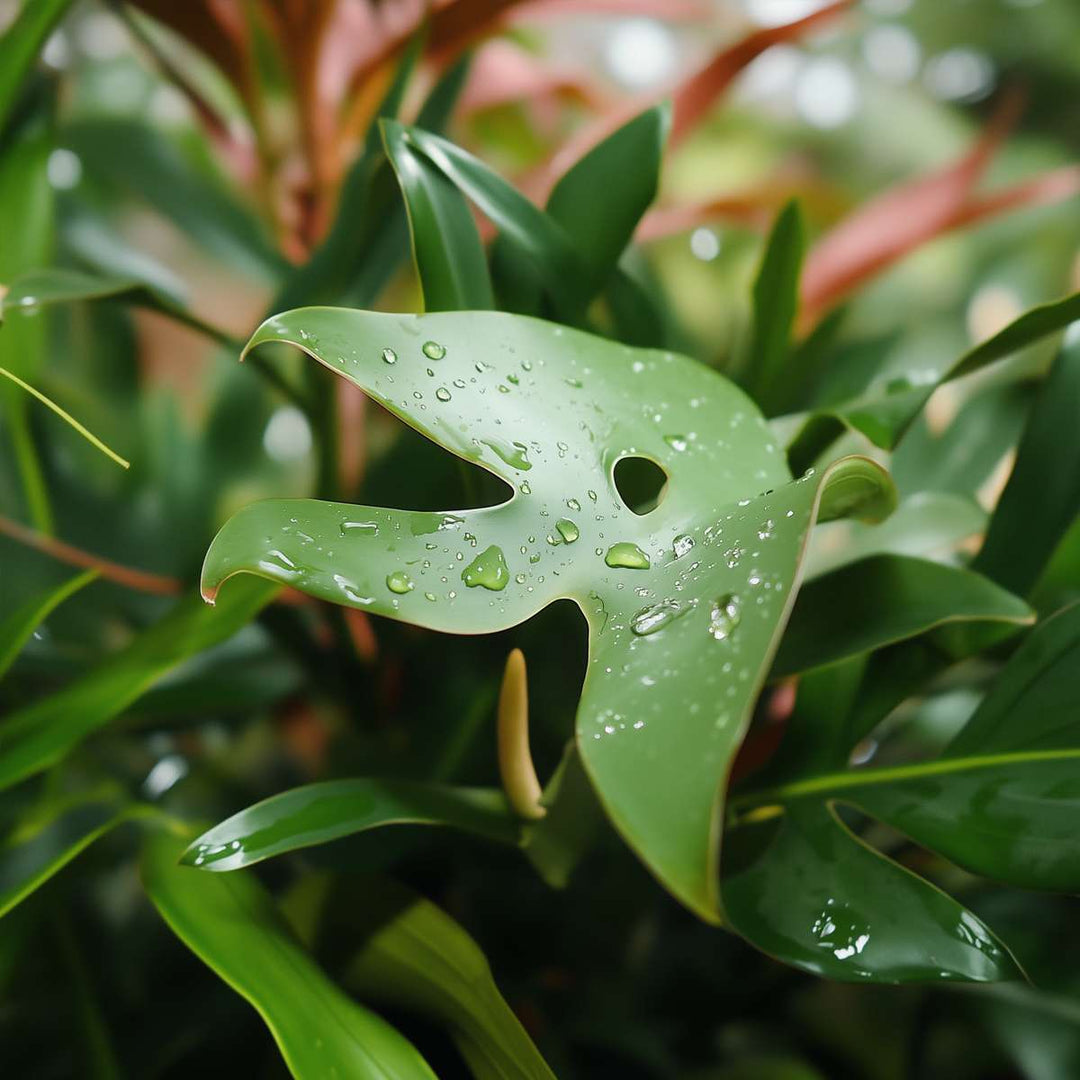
(201, 306), (896, 921)
(974, 335), (1080, 597)
(141, 829), (437, 1079)
(0, 577), (275, 793)
(785, 290), (1080, 468)
(772, 554), (1032, 676)
(309, 876), (558, 1080)
(721, 802), (1020, 983)
(746, 200), (804, 415)
(803, 491), (986, 581)
(382, 119), (495, 312)
(725, 603), (1080, 978)
(0, 0), (75, 134)
(0, 792), (153, 919)
(1, 267), (236, 347)
(0, 120), (54, 531)
(181, 780), (519, 870)
(0, 569), (96, 681)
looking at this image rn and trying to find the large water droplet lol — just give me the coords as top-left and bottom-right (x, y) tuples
(386, 570), (414, 594)
(605, 542), (650, 570)
(673, 534), (694, 558)
(422, 340), (445, 360)
(709, 593), (741, 641)
(566, 498), (581, 511)
(556, 518), (579, 543)
(435, 387), (451, 402)
(381, 347), (397, 364)
(340, 520), (379, 537)
(462, 545), (510, 591)
(631, 598), (692, 636)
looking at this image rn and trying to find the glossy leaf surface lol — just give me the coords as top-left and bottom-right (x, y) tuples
(182, 780), (519, 870)
(0, 577), (275, 793)
(772, 554), (1032, 676)
(141, 829), (437, 1079)
(202, 307), (895, 920)
(0, 0), (75, 134)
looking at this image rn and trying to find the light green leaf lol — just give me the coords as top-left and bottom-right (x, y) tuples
(201, 306), (895, 921)
(141, 829), (437, 1079)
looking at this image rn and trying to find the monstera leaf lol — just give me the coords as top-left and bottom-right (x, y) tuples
(201, 307), (895, 921)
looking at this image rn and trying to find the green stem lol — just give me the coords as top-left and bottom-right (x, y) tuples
(731, 747), (1080, 815)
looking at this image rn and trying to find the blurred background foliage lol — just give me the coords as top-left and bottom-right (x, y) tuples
(1, 0), (1079, 1077)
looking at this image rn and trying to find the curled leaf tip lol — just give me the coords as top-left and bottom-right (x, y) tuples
(498, 648), (547, 821)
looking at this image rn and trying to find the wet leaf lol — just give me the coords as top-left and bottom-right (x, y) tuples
(182, 780), (519, 871)
(201, 307), (895, 920)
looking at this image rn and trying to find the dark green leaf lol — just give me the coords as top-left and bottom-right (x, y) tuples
(974, 335), (1080, 596)
(141, 828), (437, 1079)
(0, 0), (75, 134)
(0, 577), (276, 793)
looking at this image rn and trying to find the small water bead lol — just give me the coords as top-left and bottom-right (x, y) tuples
(515, 573), (527, 584)
(565, 377), (583, 388)
(381, 347), (397, 364)
(507, 373), (520, 385)
(605, 542), (650, 570)
(631, 598), (693, 636)
(556, 518), (580, 543)
(587, 490), (598, 502)
(529, 552), (541, 564)
(708, 593), (742, 641)
(435, 387), (452, 402)
(422, 340), (445, 360)
(664, 434), (688, 452)
(424, 591), (438, 602)
(673, 534), (694, 559)
(482, 437), (530, 471)
(453, 378), (466, 389)
(340, 520), (379, 537)
(462, 545), (510, 591)
(386, 571), (414, 594)
(566, 498), (581, 511)
(520, 481), (532, 495)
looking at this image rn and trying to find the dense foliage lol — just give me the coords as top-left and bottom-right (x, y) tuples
(1, 1), (1079, 1077)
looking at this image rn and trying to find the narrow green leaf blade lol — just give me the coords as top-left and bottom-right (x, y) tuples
(141, 829), (437, 1079)
(773, 554), (1033, 676)
(0, 0), (75, 133)
(0, 578), (275, 793)
(382, 119), (494, 312)
(182, 780), (519, 870)
(0, 569), (96, 681)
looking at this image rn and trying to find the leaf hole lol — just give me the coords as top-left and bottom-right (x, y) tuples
(613, 455), (668, 516)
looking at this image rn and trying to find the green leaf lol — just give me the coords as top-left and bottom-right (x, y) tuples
(0, 569), (96, 682)
(316, 876), (558, 1080)
(0, 0), (75, 134)
(393, 126), (590, 321)
(0, 792), (152, 919)
(726, 602), (1080, 978)
(201, 306), (896, 921)
(545, 104), (670, 293)
(772, 554), (1033, 676)
(973, 335), (1080, 597)
(786, 290), (1080, 467)
(746, 200), (805, 415)
(0, 120), (54, 531)
(722, 802), (1020, 983)
(1, 267), (236, 347)
(181, 780), (520, 871)
(0, 577), (276, 793)
(382, 119), (495, 312)
(141, 828), (437, 1079)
